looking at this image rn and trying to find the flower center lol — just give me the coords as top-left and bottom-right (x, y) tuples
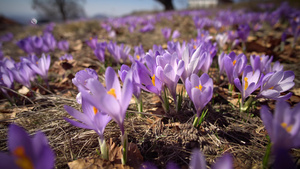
(281, 122), (293, 133)
(107, 88), (117, 98)
(244, 77), (248, 90)
(151, 74), (156, 86)
(13, 146), (34, 169)
(93, 106), (98, 115)
(193, 45), (197, 49)
(89, 37), (93, 41)
(269, 86), (274, 90)
(136, 55), (140, 60)
(195, 84), (203, 91)
(232, 60), (236, 66)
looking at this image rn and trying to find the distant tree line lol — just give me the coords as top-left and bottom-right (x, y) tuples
(32, 0), (85, 22)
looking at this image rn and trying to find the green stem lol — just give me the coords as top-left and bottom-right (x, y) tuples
(193, 116), (199, 128)
(162, 87), (169, 113)
(240, 96), (254, 112)
(228, 84), (233, 96)
(262, 137), (271, 169)
(135, 96), (143, 113)
(121, 133), (128, 165)
(98, 138), (108, 160)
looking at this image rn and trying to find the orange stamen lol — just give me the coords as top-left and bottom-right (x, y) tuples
(244, 77), (248, 90)
(13, 147), (34, 169)
(107, 88), (117, 98)
(232, 60), (236, 66)
(281, 122), (293, 133)
(195, 84), (203, 91)
(151, 74), (156, 86)
(93, 106), (98, 115)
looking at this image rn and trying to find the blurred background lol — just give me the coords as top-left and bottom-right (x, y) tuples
(0, 0), (299, 25)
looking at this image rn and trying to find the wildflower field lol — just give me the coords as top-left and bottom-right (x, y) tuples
(0, 1), (300, 169)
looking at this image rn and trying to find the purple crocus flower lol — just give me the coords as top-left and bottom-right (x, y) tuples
(223, 52), (247, 84)
(86, 37), (98, 50)
(57, 40), (69, 51)
(79, 67), (133, 135)
(218, 52), (226, 74)
(0, 32), (13, 42)
(216, 33), (228, 50)
(190, 149), (233, 169)
(171, 30), (180, 40)
(265, 61), (283, 74)
(118, 63), (141, 99)
(72, 68), (99, 104)
(64, 98), (111, 139)
(140, 23), (154, 33)
(237, 24), (250, 42)
(29, 54), (51, 81)
(257, 70), (294, 100)
(181, 46), (206, 82)
(42, 32), (56, 52)
(32, 36), (43, 51)
(234, 65), (263, 103)
(11, 62), (34, 88)
(107, 41), (131, 62)
(136, 57), (164, 97)
(250, 55), (273, 74)
(156, 52), (185, 102)
(59, 54), (73, 61)
(17, 37), (34, 54)
(185, 73), (213, 117)
(0, 124), (55, 169)
(260, 100), (300, 150)
(161, 27), (172, 40)
(94, 47), (105, 63)
(0, 67), (14, 94)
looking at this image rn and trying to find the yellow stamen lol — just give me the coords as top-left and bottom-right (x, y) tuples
(269, 86), (274, 90)
(93, 106), (98, 115)
(89, 37), (93, 40)
(151, 74), (156, 86)
(36, 61), (38, 65)
(136, 55), (140, 60)
(107, 88), (116, 98)
(193, 45), (197, 49)
(13, 147), (34, 169)
(195, 84), (203, 91)
(232, 60), (236, 66)
(244, 77), (248, 90)
(201, 33), (204, 37)
(260, 57), (262, 61)
(281, 122), (293, 133)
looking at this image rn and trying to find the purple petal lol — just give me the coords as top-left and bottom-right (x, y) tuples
(64, 105), (93, 126)
(64, 118), (94, 130)
(260, 106), (274, 139)
(260, 90), (280, 99)
(105, 67), (121, 100)
(277, 92), (293, 100)
(121, 75), (133, 114)
(189, 149), (206, 169)
(8, 124), (34, 159)
(212, 154), (233, 169)
(0, 153), (17, 169)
